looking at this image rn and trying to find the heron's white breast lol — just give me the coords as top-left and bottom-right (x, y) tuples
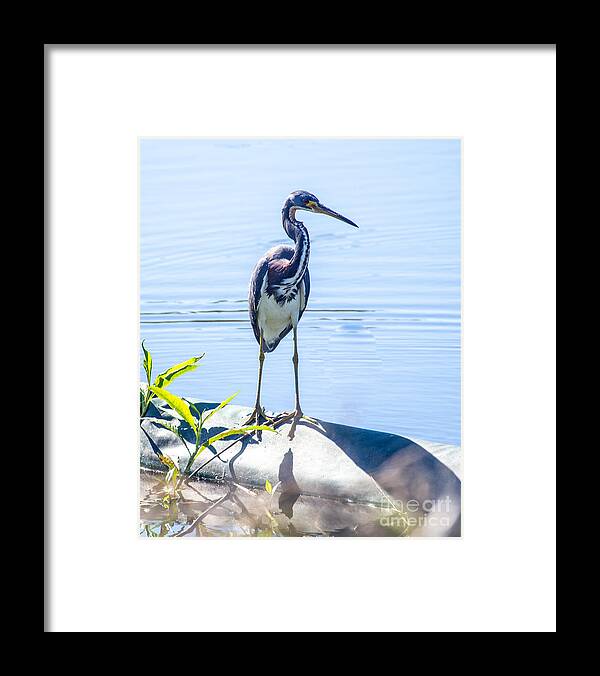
(257, 292), (301, 345)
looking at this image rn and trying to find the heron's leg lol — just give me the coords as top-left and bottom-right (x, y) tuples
(244, 335), (277, 426)
(288, 326), (304, 439)
(254, 337), (265, 411)
(285, 326), (322, 438)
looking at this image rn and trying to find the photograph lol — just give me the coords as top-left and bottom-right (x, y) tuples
(139, 138), (462, 537)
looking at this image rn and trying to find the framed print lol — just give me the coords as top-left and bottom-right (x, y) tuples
(46, 45), (556, 632)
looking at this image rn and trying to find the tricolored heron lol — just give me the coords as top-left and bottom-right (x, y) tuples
(246, 190), (358, 439)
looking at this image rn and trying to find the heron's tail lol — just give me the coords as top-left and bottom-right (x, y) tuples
(261, 337), (278, 353)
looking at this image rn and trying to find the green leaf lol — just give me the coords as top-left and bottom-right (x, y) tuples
(190, 425), (275, 464)
(201, 392), (238, 426)
(149, 386), (197, 431)
(154, 419), (182, 439)
(188, 401), (202, 424)
(154, 355), (204, 389)
(265, 479), (273, 494)
(142, 341), (153, 385)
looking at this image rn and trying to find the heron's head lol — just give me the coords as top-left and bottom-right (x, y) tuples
(284, 190), (359, 228)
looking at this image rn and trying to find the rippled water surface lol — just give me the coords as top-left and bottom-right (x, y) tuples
(141, 139), (461, 444)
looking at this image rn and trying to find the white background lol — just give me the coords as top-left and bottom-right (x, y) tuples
(47, 46), (556, 632)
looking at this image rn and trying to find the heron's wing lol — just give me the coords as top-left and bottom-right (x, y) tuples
(265, 244), (294, 261)
(249, 245), (307, 352)
(248, 256), (269, 345)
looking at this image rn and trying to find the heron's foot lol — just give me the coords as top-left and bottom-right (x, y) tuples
(270, 411), (295, 428)
(243, 405), (278, 429)
(269, 410), (323, 439)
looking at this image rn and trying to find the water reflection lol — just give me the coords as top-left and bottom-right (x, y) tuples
(140, 471), (417, 538)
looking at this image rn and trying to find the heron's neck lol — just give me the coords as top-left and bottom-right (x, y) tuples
(282, 207), (310, 286)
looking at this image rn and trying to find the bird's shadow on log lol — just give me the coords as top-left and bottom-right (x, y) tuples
(277, 449), (301, 518)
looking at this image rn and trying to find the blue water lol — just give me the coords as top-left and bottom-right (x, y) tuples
(140, 139), (461, 445)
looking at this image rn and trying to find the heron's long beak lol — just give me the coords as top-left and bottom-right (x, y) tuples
(312, 202), (359, 228)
